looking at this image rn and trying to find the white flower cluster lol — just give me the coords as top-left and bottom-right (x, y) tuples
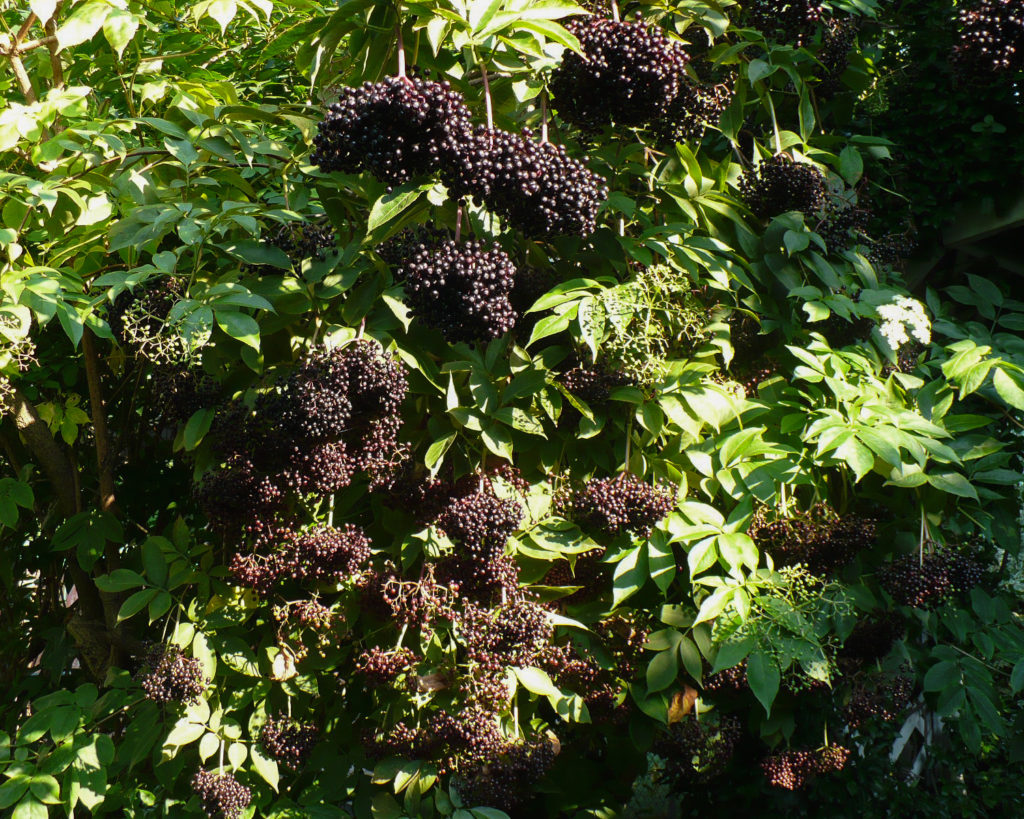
(876, 296), (931, 351)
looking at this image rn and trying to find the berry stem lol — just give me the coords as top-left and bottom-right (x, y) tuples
(610, 0), (620, 23)
(395, 6), (407, 79)
(765, 92), (782, 156)
(540, 89), (549, 144)
(455, 203), (463, 242)
(218, 739), (225, 776)
(478, 53), (494, 134)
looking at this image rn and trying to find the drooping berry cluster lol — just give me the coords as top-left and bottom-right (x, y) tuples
(230, 524), (371, 594)
(655, 716), (741, 785)
(550, 16), (690, 131)
(453, 738), (556, 811)
(816, 198), (871, 253)
(354, 646), (418, 684)
(739, 154), (827, 220)
(954, 0), (1024, 73)
(560, 364), (636, 403)
(878, 546), (982, 609)
(312, 76), (473, 186)
(817, 19), (857, 95)
(541, 643), (628, 723)
(867, 231), (917, 268)
(150, 366), (219, 427)
(744, 0), (825, 47)
(748, 505), (877, 575)
(140, 645), (207, 704)
(260, 715), (320, 770)
(760, 744), (850, 790)
(571, 473), (675, 538)
(395, 238), (517, 342)
(434, 489), (524, 597)
(430, 707), (511, 772)
(654, 79), (734, 144)
(108, 278), (193, 365)
(458, 598), (551, 673)
(273, 599), (334, 631)
(843, 674), (914, 730)
(703, 660), (749, 694)
(543, 547), (606, 604)
(191, 770), (252, 819)
(197, 341), (407, 524)
(443, 127), (608, 238)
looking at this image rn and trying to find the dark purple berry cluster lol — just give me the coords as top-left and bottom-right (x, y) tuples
(817, 19), (857, 95)
(231, 524), (371, 594)
(744, 0), (825, 47)
(273, 599), (334, 631)
(191, 769), (251, 819)
(458, 598), (551, 674)
(541, 643), (629, 723)
(655, 79), (734, 144)
(354, 646), (418, 684)
(843, 674), (913, 730)
(140, 645), (207, 705)
(560, 364), (636, 403)
(312, 76), (473, 186)
(703, 660), (749, 694)
(151, 366), (219, 427)
(760, 744), (850, 790)
(260, 715), (320, 770)
(571, 473), (675, 538)
(954, 0), (1024, 73)
(543, 547), (606, 603)
(443, 127), (608, 238)
(655, 716), (741, 784)
(396, 238), (517, 342)
(247, 221), (336, 277)
(429, 707), (510, 772)
(454, 738), (556, 811)
(878, 546), (982, 609)
(550, 16), (689, 131)
(748, 505), (877, 575)
(739, 154), (827, 220)
(107, 278), (191, 364)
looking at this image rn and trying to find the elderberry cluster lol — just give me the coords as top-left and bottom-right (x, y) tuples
(739, 154), (827, 220)
(396, 238), (517, 342)
(839, 613), (906, 665)
(230, 524), (371, 594)
(312, 77), (472, 186)
(703, 661), (749, 694)
(760, 744), (850, 791)
(543, 547), (606, 604)
(355, 646), (418, 684)
(150, 366), (219, 427)
(560, 364), (635, 403)
(542, 643), (627, 723)
(954, 0), (1024, 73)
(744, 0), (825, 47)
(197, 341), (407, 524)
(818, 19), (857, 95)
(878, 546), (983, 609)
(454, 739), (556, 811)
(140, 646), (207, 705)
(843, 674), (913, 730)
(191, 770), (251, 819)
(443, 127), (608, 238)
(260, 715), (320, 770)
(108, 278), (193, 365)
(655, 716), (741, 785)
(571, 473), (675, 538)
(458, 598), (551, 673)
(273, 599), (334, 631)
(748, 505), (877, 575)
(550, 16), (690, 131)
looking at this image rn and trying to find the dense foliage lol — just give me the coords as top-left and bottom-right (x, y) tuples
(1, 0), (1023, 817)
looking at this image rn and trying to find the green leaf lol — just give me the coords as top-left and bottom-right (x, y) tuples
(56, 1), (110, 51)
(424, 432), (457, 474)
(927, 472), (978, 501)
(923, 660), (960, 691)
(366, 186), (424, 233)
(611, 545), (647, 608)
(514, 667), (560, 697)
(94, 569), (146, 592)
(102, 9), (139, 57)
(12, 797), (48, 819)
(118, 588), (157, 622)
(646, 649), (678, 693)
(28, 775), (60, 805)
(1010, 659), (1024, 694)
(746, 651), (780, 716)
(992, 367), (1024, 410)
(215, 310), (260, 350)
(164, 719), (205, 747)
(183, 408), (215, 450)
(838, 146), (864, 185)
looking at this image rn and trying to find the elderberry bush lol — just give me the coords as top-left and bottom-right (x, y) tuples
(571, 473), (675, 538)
(442, 127), (608, 238)
(739, 154), (827, 220)
(395, 238), (517, 342)
(312, 76), (472, 186)
(191, 770), (252, 819)
(550, 16), (689, 131)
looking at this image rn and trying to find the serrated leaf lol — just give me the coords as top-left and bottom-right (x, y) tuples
(366, 186), (423, 233)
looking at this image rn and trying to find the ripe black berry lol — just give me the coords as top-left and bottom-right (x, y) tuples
(571, 473), (675, 538)
(954, 0), (1024, 73)
(655, 716), (741, 784)
(140, 645), (207, 704)
(739, 154), (827, 220)
(744, 0), (825, 47)
(260, 715), (319, 770)
(191, 769), (251, 818)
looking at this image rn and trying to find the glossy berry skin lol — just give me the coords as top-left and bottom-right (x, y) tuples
(748, 505), (877, 575)
(191, 770), (251, 819)
(443, 128), (608, 238)
(760, 744), (850, 790)
(878, 546), (983, 609)
(355, 646), (418, 685)
(312, 76), (472, 186)
(550, 17), (689, 131)
(739, 154), (827, 220)
(397, 239), (518, 342)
